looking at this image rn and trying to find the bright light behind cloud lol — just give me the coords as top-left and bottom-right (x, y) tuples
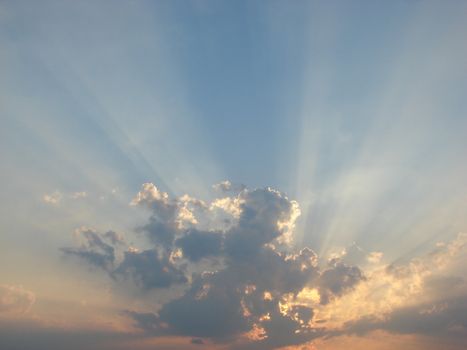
(1, 1), (466, 350)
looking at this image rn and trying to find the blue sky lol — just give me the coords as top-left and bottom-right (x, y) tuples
(1, 1), (467, 349)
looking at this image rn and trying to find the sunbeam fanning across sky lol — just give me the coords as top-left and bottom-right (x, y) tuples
(1, 1), (467, 349)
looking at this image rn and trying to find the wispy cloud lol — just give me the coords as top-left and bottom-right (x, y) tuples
(42, 191), (62, 205)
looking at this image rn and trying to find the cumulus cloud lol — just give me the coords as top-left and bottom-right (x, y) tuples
(60, 183), (467, 349)
(114, 184), (363, 347)
(0, 285), (35, 314)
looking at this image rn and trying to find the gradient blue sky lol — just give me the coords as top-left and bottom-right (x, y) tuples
(1, 1), (467, 349)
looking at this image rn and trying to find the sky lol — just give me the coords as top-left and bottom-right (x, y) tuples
(1, 0), (467, 349)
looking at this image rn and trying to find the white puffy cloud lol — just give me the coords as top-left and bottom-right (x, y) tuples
(130, 183), (170, 208)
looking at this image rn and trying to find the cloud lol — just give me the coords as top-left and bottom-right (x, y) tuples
(122, 310), (161, 333)
(70, 191), (87, 199)
(209, 196), (243, 220)
(346, 295), (467, 341)
(61, 228), (118, 271)
(42, 191), (62, 205)
(190, 338), (204, 345)
(60, 183), (467, 349)
(309, 233), (467, 343)
(327, 242), (383, 267)
(0, 318), (134, 350)
(212, 180), (246, 193)
(62, 227), (187, 290)
(175, 229), (223, 262)
(367, 251), (383, 264)
(113, 249), (187, 289)
(157, 273), (251, 338)
(0, 285), (35, 314)
(119, 184), (363, 347)
(224, 188), (301, 258)
(317, 260), (365, 305)
(130, 183), (171, 208)
(131, 183), (203, 248)
(138, 216), (178, 249)
(102, 230), (125, 246)
(43, 190), (90, 205)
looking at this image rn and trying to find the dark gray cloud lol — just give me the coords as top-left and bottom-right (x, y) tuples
(138, 217), (178, 249)
(224, 188), (299, 259)
(158, 273), (250, 339)
(131, 183), (183, 249)
(113, 249), (187, 289)
(123, 310), (161, 333)
(121, 187), (323, 345)
(175, 229), (223, 262)
(318, 259), (365, 304)
(345, 296), (467, 341)
(124, 186), (354, 348)
(62, 228), (187, 290)
(62, 184), (368, 348)
(103, 230), (125, 246)
(258, 306), (321, 349)
(61, 229), (117, 271)
(0, 319), (133, 350)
